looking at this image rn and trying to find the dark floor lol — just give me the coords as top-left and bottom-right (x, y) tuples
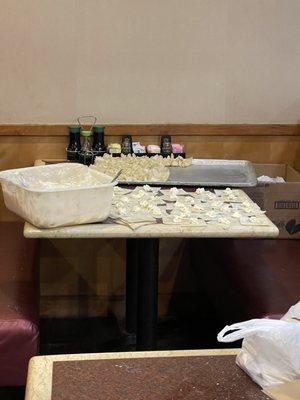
(39, 314), (238, 356)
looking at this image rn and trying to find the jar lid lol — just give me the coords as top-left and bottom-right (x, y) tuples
(68, 126), (81, 134)
(93, 125), (105, 133)
(81, 130), (93, 137)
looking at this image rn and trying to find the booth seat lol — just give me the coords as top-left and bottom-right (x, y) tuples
(0, 222), (39, 387)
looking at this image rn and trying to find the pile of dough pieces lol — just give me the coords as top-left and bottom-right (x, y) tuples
(91, 154), (193, 182)
(15, 164), (109, 190)
(110, 186), (269, 229)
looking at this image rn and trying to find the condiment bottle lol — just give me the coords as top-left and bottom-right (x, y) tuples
(161, 135), (172, 156)
(121, 135), (133, 155)
(67, 126), (81, 161)
(92, 125), (106, 155)
(79, 129), (94, 166)
(77, 115), (97, 166)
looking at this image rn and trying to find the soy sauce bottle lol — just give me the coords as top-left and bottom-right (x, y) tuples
(121, 135), (133, 155)
(67, 126), (81, 161)
(161, 135), (172, 157)
(92, 125), (106, 156)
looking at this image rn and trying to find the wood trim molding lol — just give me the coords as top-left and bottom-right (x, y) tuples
(0, 124), (300, 137)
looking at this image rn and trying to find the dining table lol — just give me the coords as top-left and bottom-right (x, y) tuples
(24, 183), (279, 351)
(24, 348), (274, 400)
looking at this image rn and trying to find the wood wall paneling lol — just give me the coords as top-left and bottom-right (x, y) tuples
(0, 124), (299, 317)
(1, 124), (300, 137)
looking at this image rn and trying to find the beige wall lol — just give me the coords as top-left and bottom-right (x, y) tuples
(1, 0), (300, 124)
(1, 1), (300, 318)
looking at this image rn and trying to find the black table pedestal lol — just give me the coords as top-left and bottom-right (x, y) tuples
(137, 238), (159, 350)
(125, 239), (139, 334)
(125, 238), (159, 351)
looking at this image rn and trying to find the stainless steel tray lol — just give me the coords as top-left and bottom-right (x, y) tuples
(119, 159), (257, 187)
(42, 158), (257, 187)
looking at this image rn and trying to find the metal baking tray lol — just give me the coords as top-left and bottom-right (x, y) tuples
(118, 159), (257, 187)
(42, 158), (257, 187)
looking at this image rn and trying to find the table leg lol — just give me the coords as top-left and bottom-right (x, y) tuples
(125, 239), (139, 333)
(136, 238), (159, 351)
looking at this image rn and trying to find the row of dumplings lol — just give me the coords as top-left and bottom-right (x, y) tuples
(91, 154), (193, 183)
(110, 186), (268, 228)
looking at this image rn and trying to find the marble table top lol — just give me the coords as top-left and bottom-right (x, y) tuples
(24, 160), (279, 239)
(25, 349), (241, 400)
(24, 216), (278, 239)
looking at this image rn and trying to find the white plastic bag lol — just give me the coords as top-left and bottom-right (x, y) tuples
(282, 301), (300, 322)
(217, 318), (300, 388)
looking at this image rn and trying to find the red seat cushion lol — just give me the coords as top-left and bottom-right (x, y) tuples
(0, 222), (39, 386)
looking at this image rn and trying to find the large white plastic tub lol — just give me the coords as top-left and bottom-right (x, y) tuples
(0, 163), (116, 228)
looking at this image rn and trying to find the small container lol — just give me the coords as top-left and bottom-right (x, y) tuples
(161, 135), (172, 156)
(108, 143), (121, 155)
(171, 143), (186, 158)
(67, 126), (81, 161)
(147, 144), (160, 155)
(172, 143), (184, 154)
(0, 163), (116, 228)
(92, 125), (106, 154)
(121, 135), (133, 155)
(132, 142), (147, 156)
